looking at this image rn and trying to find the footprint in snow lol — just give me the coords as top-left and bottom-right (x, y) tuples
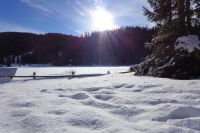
(83, 87), (102, 92)
(58, 95), (68, 97)
(47, 110), (67, 115)
(98, 91), (115, 94)
(69, 93), (89, 100)
(125, 85), (135, 88)
(133, 89), (143, 92)
(94, 95), (113, 101)
(55, 88), (65, 92)
(10, 110), (30, 117)
(58, 93), (89, 100)
(40, 89), (51, 93)
(146, 99), (178, 105)
(113, 84), (126, 89)
(11, 102), (35, 108)
(137, 84), (162, 89)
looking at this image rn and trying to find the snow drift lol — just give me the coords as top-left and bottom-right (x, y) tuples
(0, 67), (200, 133)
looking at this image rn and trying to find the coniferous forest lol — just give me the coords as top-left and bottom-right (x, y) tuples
(0, 27), (154, 66)
(131, 0), (200, 79)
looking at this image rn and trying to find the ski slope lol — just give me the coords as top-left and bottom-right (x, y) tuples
(0, 67), (200, 133)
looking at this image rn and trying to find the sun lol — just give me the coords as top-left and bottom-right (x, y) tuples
(91, 7), (117, 31)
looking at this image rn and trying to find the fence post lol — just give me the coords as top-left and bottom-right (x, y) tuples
(107, 71), (110, 74)
(33, 72), (36, 79)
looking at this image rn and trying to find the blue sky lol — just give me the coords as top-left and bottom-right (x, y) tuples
(0, 0), (152, 35)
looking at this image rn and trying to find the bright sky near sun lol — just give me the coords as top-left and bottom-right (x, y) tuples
(91, 7), (117, 31)
(0, 0), (152, 35)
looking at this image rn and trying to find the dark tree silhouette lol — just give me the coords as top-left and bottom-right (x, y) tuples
(0, 27), (155, 66)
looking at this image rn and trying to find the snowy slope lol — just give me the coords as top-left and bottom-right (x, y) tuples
(0, 67), (200, 133)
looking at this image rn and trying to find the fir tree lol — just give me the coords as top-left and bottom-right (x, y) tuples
(177, 0), (186, 35)
(143, 0), (174, 26)
(194, 0), (200, 23)
(143, 0), (200, 35)
(186, 0), (192, 33)
(132, 0), (200, 79)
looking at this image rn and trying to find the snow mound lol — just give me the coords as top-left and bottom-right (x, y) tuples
(168, 117), (200, 131)
(175, 35), (200, 53)
(154, 106), (200, 122)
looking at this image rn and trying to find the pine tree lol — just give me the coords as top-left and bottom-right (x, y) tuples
(143, 0), (199, 35)
(143, 0), (177, 34)
(177, 0), (186, 35)
(133, 0), (200, 79)
(194, 0), (200, 22)
(186, 0), (192, 33)
(143, 0), (174, 26)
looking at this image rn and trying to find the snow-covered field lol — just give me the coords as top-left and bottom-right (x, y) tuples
(0, 67), (200, 133)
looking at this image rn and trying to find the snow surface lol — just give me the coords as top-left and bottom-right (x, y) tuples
(175, 35), (200, 53)
(0, 67), (200, 133)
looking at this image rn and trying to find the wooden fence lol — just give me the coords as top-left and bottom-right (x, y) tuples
(0, 74), (106, 79)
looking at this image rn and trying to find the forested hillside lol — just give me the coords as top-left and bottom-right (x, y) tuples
(0, 27), (154, 66)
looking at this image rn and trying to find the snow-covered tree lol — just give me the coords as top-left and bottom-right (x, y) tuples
(132, 0), (200, 79)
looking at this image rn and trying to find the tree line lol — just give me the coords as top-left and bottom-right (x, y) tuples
(0, 26), (155, 66)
